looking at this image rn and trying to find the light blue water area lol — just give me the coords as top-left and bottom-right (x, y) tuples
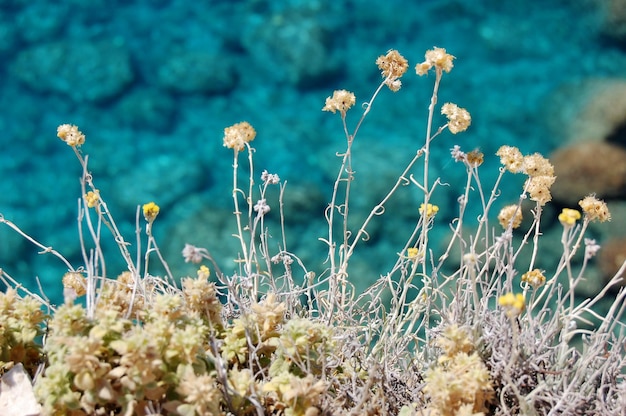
(0, 0), (621, 305)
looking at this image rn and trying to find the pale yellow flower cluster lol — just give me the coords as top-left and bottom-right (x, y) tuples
(223, 121), (256, 152)
(441, 103), (472, 134)
(62, 271), (86, 297)
(579, 195), (611, 222)
(521, 153), (555, 206)
(424, 324), (493, 414)
(524, 175), (556, 206)
(497, 204), (523, 229)
(181, 269), (223, 329)
(57, 124), (85, 147)
(415, 47), (455, 75)
(322, 89), (356, 115)
(376, 49), (409, 91)
(496, 146), (556, 206)
(435, 325), (474, 364)
(496, 145), (524, 173)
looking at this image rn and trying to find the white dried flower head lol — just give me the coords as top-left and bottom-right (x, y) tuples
(182, 243), (205, 264)
(261, 170), (280, 185)
(450, 145), (467, 162)
(253, 198), (270, 216)
(585, 238), (601, 258)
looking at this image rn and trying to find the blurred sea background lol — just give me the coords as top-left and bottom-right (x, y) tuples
(1, 0), (626, 306)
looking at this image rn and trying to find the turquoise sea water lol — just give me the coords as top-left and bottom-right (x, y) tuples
(0, 0), (622, 305)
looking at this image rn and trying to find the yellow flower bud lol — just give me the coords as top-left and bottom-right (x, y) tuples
(142, 201), (160, 222)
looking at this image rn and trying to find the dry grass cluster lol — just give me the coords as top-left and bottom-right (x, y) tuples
(1, 47), (625, 416)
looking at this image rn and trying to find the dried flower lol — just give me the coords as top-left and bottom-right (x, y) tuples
(376, 49), (409, 91)
(558, 208), (581, 227)
(466, 149), (484, 167)
(522, 153), (554, 177)
(585, 238), (601, 258)
(496, 145), (524, 173)
(415, 47), (455, 75)
(62, 271), (87, 297)
(524, 175), (556, 206)
(322, 90), (356, 116)
(223, 121), (256, 152)
(57, 124), (85, 147)
(441, 103), (471, 134)
(182, 244), (206, 264)
(253, 198), (271, 216)
(579, 195), (611, 222)
(498, 204), (522, 229)
(450, 145), (467, 162)
(521, 269), (546, 289)
(261, 170), (280, 185)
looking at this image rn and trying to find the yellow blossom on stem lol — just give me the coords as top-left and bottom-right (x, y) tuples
(558, 208), (581, 227)
(419, 203), (439, 218)
(84, 190), (100, 208)
(197, 265), (210, 280)
(521, 269), (546, 289)
(407, 247), (421, 260)
(142, 201), (160, 222)
(498, 292), (525, 318)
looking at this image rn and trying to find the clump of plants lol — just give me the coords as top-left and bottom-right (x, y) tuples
(1, 47), (625, 415)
